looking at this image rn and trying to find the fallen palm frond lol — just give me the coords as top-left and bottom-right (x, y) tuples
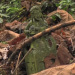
(47, 9), (74, 30)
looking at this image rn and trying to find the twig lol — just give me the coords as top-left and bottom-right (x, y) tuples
(0, 64), (5, 68)
(16, 51), (22, 75)
(12, 48), (32, 75)
(6, 49), (20, 65)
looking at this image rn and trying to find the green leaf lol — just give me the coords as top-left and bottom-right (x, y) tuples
(59, 6), (62, 9)
(67, 0), (71, 2)
(55, 13), (61, 19)
(0, 18), (3, 23)
(55, 3), (60, 7)
(0, 13), (9, 17)
(0, 10), (2, 12)
(1, 41), (7, 44)
(71, 8), (75, 11)
(6, 7), (19, 13)
(51, 15), (57, 21)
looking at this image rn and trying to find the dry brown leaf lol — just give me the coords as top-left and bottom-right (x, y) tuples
(71, 67), (75, 75)
(0, 43), (9, 48)
(57, 43), (73, 65)
(57, 9), (74, 22)
(0, 47), (9, 60)
(47, 10), (75, 49)
(47, 10), (74, 22)
(21, 1), (31, 11)
(51, 33), (65, 44)
(57, 9), (74, 31)
(10, 22), (28, 31)
(70, 28), (75, 51)
(44, 53), (60, 69)
(0, 30), (19, 42)
(51, 32), (68, 48)
(5, 20), (21, 29)
(8, 33), (26, 45)
(47, 9), (74, 31)
(31, 63), (75, 75)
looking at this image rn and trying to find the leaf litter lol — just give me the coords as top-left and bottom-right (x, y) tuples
(0, 0), (75, 75)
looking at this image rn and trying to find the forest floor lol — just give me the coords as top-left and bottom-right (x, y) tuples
(0, 0), (75, 75)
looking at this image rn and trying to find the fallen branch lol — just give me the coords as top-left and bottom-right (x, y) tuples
(7, 20), (75, 65)
(12, 48), (32, 75)
(15, 51), (21, 75)
(16, 20), (75, 49)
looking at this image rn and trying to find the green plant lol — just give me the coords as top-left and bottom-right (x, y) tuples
(6, 0), (21, 21)
(59, 0), (75, 14)
(0, 0), (22, 22)
(0, 3), (9, 23)
(6, 0), (21, 13)
(1, 41), (7, 44)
